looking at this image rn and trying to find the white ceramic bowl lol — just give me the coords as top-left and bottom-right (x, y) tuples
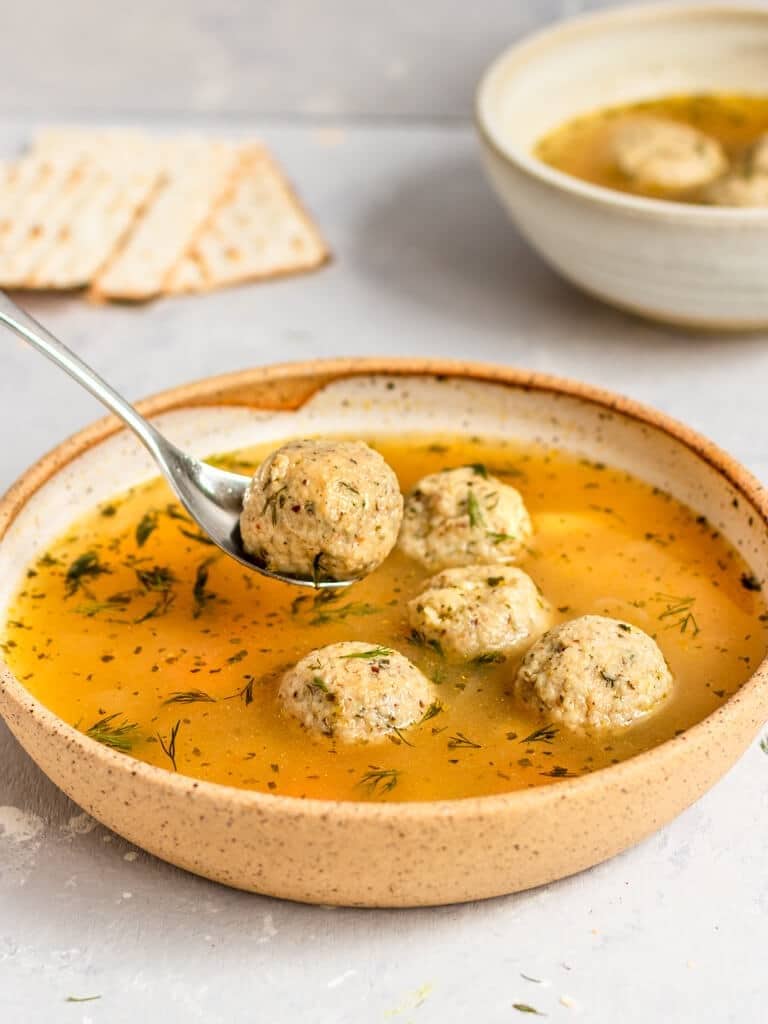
(476, 3), (768, 329)
(2, 359), (768, 906)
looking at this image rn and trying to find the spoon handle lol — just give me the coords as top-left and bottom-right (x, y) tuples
(0, 291), (165, 461)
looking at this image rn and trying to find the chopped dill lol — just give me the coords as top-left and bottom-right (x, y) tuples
(653, 593), (700, 636)
(158, 720), (182, 771)
(136, 566), (175, 591)
(513, 1004), (545, 1016)
(164, 503), (192, 522)
(466, 489), (484, 528)
(408, 629), (444, 657)
(358, 767), (401, 795)
(389, 726), (414, 748)
(227, 649), (248, 665)
(418, 701), (444, 725)
(226, 676), (256, 706)
(85, 713), (138, 752)
(164, 689), (216, 704)
(306, 675), (330, 695)
(472, 651), (506, 665)
(65, 995), (102, 1003)
(74, 596), (131, 618)
(193, 558), (217, 618)
(135, 511), (158, 547)
(487, 531), (517, 545)
(760, 735), (768, 755)
(541, 766), (577, 778)
(179, 527), (215, 546)
(466, 462), (488, 478)
(309, 601), (379, 626)
(447, 732), (481, 749)
(65, 551), (110, 596)
(340, 646), (392, 660)
(522, 725), (559, 744)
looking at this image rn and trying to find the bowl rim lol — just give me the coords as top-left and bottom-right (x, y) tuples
(1, 355), (767, 823)
(475, 0), (768, 223)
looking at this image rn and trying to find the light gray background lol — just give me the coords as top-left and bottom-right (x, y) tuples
(2, 2), (767, 1021)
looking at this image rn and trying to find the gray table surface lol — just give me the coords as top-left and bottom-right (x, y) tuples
(3, 3), (768, 1021)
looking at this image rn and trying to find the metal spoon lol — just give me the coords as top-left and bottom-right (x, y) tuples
(1, 291), (353, 589)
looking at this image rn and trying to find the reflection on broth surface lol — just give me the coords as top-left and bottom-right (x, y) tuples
(536, 93), (768, 203)
(2, 434), (765, 802)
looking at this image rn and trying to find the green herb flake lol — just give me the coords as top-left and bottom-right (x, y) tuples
(447, 732), (481, 750)
(135, 511), (159, 547)
(340, 646), (393, 660)
(65, 995), (102, 1003)
(164, 690), (216, 705)
(158, 720), (182, 771)
(466, 489), (484, 528)
(419, 701), (444, 725)
(136, 566), (175, 592)
(85, 714), (138, 753)
(472, 651), (506, 665)
(193, 558), (217, 618)
(513, 1004), (546, 1016)
(309, 601), (379, 626)
(65, 551), (110, 596)
(522, 725), (559, 745)
(358, 767), (401, 795)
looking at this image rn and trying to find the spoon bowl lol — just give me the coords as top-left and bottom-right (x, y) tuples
(0, 292), (355, 590)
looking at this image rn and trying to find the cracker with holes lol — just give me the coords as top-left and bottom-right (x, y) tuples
(165, 145), (329, 294)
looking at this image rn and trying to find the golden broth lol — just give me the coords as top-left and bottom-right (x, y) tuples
(536, 93), (768, 201)
(2, 435), (765, 802)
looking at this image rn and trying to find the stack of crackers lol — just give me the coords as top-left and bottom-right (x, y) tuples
(0, 130), (330, 301)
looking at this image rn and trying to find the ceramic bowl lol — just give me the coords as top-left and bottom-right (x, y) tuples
(475, 3), (768, 329)
(1, 358), (767, 907)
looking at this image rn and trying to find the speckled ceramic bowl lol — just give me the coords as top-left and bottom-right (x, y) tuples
(476, 3), (768, 329)
(1, 358), (767, 907)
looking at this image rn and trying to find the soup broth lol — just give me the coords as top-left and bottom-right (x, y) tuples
(2, 435), (765, 802)
(536, 93), (768, 201)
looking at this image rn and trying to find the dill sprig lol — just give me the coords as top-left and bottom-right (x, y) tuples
(309, 601), (379, 626)
(164, 689), (216, 705)
(521, 725), (559, 745)
(418, 701), (443, 725)
(653, 593), (700, 636)
(65, 551), (110, 596)
(85, 713), (138, 752)
(447, 731), (481, 749)
(358, 767), (401, 795)
(340, 646), (393, 660)
(389, 726), (414, 748)
(226, 676), (256, 705)
(157, 720), (182, 771)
